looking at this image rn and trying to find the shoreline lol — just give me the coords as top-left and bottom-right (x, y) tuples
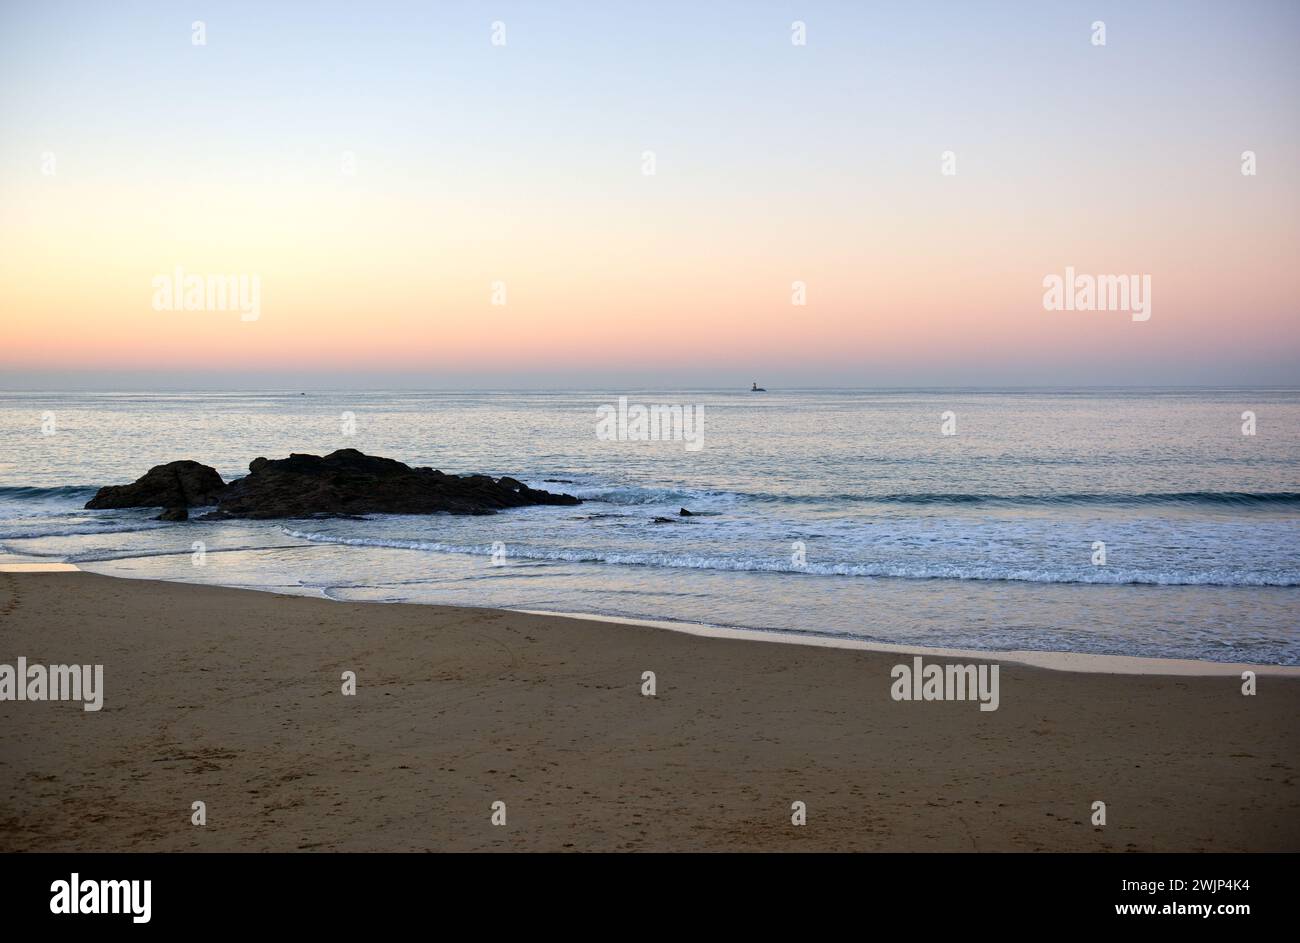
(513, 608), (1300, 677)
(5, 562), (1294, 676)
(1, 570), (1297, 852)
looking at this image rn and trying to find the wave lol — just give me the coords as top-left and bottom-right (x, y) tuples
(281, 528), (1300, 587)
(0, 521), (173, 540)
(570, 485), (740, 506)
(831, 491), (1300, 508)
(0, 485), (97, 501)
(564, 482), (1300, 510)
(60, 541), (311, 564)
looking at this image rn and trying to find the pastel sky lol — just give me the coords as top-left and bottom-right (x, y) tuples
(1, 0), (1297, 389)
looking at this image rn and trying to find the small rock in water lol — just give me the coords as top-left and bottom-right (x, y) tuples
(156, 507), (189, 522)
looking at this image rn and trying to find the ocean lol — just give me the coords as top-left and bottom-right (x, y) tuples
(1, 389), (1297, 664)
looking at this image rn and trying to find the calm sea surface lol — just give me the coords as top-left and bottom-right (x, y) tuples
(1, 390), (1296, 663)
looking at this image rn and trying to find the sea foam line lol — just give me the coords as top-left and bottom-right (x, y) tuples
(280, 528), (1300, 587)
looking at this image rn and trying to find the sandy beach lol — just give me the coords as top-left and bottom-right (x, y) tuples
(1, 570), (1296, 852)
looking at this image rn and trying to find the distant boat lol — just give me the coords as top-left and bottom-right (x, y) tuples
(751, 381), (767, 392)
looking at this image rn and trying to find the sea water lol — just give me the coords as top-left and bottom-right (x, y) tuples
(0, 389), (1296, 664)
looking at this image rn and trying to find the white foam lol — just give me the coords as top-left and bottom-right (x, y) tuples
(281, 528), (1300, 587)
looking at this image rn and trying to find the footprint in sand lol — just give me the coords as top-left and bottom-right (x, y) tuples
(0, 572), (22, 620)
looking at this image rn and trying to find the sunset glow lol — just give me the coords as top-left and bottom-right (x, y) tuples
(2, 1), (1297, 387)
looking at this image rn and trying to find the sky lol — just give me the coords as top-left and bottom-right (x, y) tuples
(1, 0), (1297, 390)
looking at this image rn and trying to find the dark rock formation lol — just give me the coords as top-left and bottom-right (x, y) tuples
(156, 507), (189, 522)
(205, 449), (579, 519)
(86, 461), (226, 510)
(87, 449), (581, 519)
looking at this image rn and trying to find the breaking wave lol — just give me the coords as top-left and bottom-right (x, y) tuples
(281, 527), (1300, 587)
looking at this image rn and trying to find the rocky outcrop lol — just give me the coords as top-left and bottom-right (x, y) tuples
(205, 450), (579, 519)
(85, 461), (227, 510)
(86, 449), (580, 519)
